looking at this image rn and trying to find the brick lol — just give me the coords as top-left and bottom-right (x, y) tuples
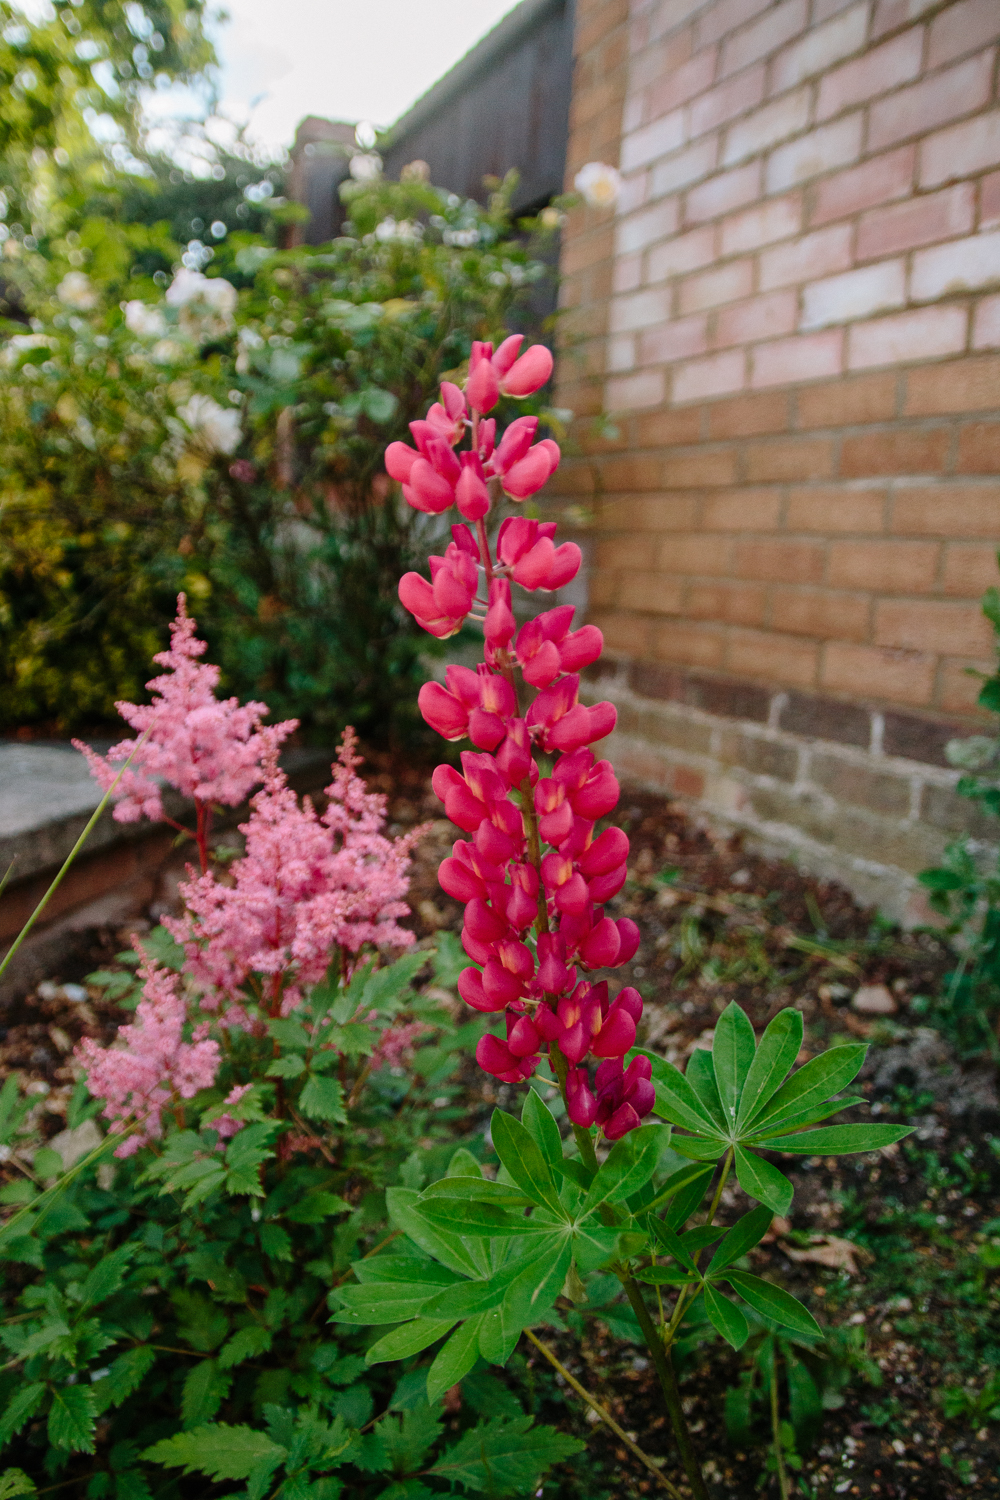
(622, 493), (703, 529)
(814, 0), (863, 19)
(891, 483), (1000, 536)
(706, 390), (792, 438)
(615, 198), (680, 255)
(616, 172), (649, 219)
(828, 538), (940, 591)
(870, 0), (941, 41)
(765, 115), (863, 194)
(685, 162), (761, 223)
(919, 110), (1000, 188)
(751, 329), (844, 387)
(735, 536), (825, 582)
(801, 261), (906, 330)
(696, 0), (773, 50)
(600, 454), (666, 490)
(607, 335), (636, 371)
(650, 138), (719, 196)
(639, 314), (709, 364)
(882, 709), (963, 765)
(606, 370), (667, 410)
(821, 641), (935, 705)
(811, 753), (912, 815)
(723, 730), (799, 780)
(812, 146), (915, 227)
(703, 487), (783, 529)
(769, 3), (868, 92)
(904, 355), (1000, 415)
(745, 436), (835, 480)
(596, 534), (662, 573)
(840, 427), (950, 475)
(876, 598), (994, 655)
(779, 689), (871, 744)
(921, 781), (998, 839)
(635, 407), (704, 445)
(625, 571), (687, 613)
(720, 195), (801, 255)
(795, 372), (899, 428)
(869, 54), (996, 153)
(652, 620), (728, 668)
(610, 286), (671, 333)
(785, 484), (888, 531)
(721, 88), (811, 166)
(719, 0), (808, 78)
(686, 579), (769, 624)
(646, 225), (717, 281)
(816, 30), (923, 120)
(646, 49), (718, 117)
(621, 110), (686, 172)
(942, 542), (1000, 596)
(846, 306), (968, 369)
(759, 224), (853, 289)
(689, 65), (767, 139)
(715, 289), (799, 346)
(662, 447), (740, 486)
(856, 184), (976, 261)
(927, 0), (1000, 70)
(679, 259), (755, 313)
(956, 421), (1000, 473)
(940, 656), (994, 713)
(972, 296), (1000, 349)
(775, 587), (871, 639)
(911, 231), (1000, 301)
(672, 348), (747, 401)
(727, 628), (819, 686)
(983, 170), (1000, 229)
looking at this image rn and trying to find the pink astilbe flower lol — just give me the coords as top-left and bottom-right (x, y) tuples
(168, 728), (429, 1019)
(77, 955), (220, 1156)
(211, 1083), (253, 1140)
(371, 1019), (432, 1071)
(73, 595), (296, 870)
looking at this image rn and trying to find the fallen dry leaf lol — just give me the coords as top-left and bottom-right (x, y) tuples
(779, 1235), (873, 1275)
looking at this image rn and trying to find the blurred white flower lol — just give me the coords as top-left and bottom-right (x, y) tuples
(165, 268), (237, 339)
(57, 271), (97, 309)
(235, 326), (264, 375)
(177, 393), (241, 455)
(1, 332), (52, 366)
(374, 217), (422, 243)
(349, 152), (382, 182)
(152, 338), (185, 365)
(123, 299), (167, 337)
(574, 161), (622, 210)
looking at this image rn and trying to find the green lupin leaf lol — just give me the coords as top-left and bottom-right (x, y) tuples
(705, 1204), (773, 1278)
(762, 1123), (913, 1154)
(521, 1090), (563, 1172)
(365, 1319), (457, 1366)
(726, 1271), (822, 1338)
(490, 1109), (564, 1214)
(637, 1050), (721, 1135)
(584, 1125), (664, 1211)
(735, 1008), (803, 1130)
(748, 1045), (867, 1135)
(704, 1283), (750, 1349)
(426, 1316), (485, 1404)
(712, 1001), (757, 1131)
(685, 1048), (728, 1133)
(734, 1145), (794, 1214)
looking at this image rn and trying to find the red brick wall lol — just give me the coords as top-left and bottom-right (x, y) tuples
(556, 0), (1000, 912)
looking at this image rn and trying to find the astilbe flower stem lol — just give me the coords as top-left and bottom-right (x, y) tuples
(390, 334), (652, 1143)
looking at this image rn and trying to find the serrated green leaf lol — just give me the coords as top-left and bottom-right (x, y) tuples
(0, 1385), (45, 1447)
(713, 1001), (757, 1131)
(584, 1125), (665, 1212)
(704, 1284), (750, 1349)
(266, 1018), (310, 1049)
(734, 1146), (794, 1214)
(218, 1325), (272, 1370)
(521, 1091), (563, 1172)
(427, 1415), (584, 1493)
(736, 1009), (803, 1130)
(259, 1223), (292, 1260)
(749, 1045), (867, 1135)
(638, 1051), (718, 1135)
(685, 1049), (727, 1133)
(79, 1243), (134, 1307)
(285, 1191), (351, 1223)
(426, 1316), (485, 1405)
(299, 1075), (347, 1124)
(33, 1148), (63, 1179)
(706, 1204), (773, 1278)
(265, 1055), (305, 1078)
(490, 1109), (563, 1214)
(48, 1385), (96, 1453)
(182, 1359), (232, 1429)
(0, 1469), (35, 1498)
(142, 1424), (286, 1481)
(726, 1272), (822, 1338)
(365, 1319), (457, 1366)
(762, 1123), (913, 1155)
(91, 1346), (155, 1414)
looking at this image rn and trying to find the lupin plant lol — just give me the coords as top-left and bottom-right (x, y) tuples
(327, 337), (916, 1497)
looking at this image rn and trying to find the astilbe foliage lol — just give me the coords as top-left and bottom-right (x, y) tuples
(390, 333), (652, 1140)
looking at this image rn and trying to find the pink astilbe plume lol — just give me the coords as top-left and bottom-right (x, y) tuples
(73, 596), (297, 866)
(77, 955), (220, 1156)
(169, 729), (429, 1018)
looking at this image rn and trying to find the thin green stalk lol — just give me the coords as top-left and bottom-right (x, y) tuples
(663, 1146), (734, 1345)
(0, 1127), (133, 1249)
(0, 728), (150, 983)
(770, 1345), (791, 1500)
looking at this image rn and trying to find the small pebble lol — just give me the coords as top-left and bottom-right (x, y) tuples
(852, 983), (896, 1015)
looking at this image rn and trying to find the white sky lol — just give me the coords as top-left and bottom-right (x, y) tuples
(202, 0), (522, 155)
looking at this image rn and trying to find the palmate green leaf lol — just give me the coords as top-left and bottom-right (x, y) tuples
(182, 1359), (232, 1429)
(650, 1216), (699, 1273)
(426, 1315), (485, 1404)
(726, 1271), (822, 1338)
(712, 1001), (757, 1131)
(90, 1346), (155, 1415)
(331, 1284), (441, 1326)
(584, 1124), (665, 1211)
(446, 1147), (484, 1179)
(48, 1385), (96, 1453)
(657, 1163), (713, 1229)
(705, 1204), (773, 1277)
(638, 1051), (718, 1135)
(734, 1145), (794, 1215)
(684, 1049), (727, 1133)
(704, 1284), (750, 1350)
(747, 1045), (867, 1135)
(521, 1090), (563, 1172)
(490, 1109), (563, 1213)
(142, 1424), (286, 1481)
(746, 1094), (866, 1141)
(354, 1257), (461, 1289)
(426, 1415), (584, 1495)
(635, 1265), (695, 1286)
(0, 1384), (45, 1446)
(298, 1075), (347, 1125)
(762, 1123), (913, 1154)
(494, 1238), (571, 1340)
(365, 1319), (457, 1366)
(416, 1200), (554, 1239)
(667, 1133), (729, 1161)
(735, 1008), (803, 1131)
(420, 1177), (531, 1208)
(386, 1188), (483, 1279)
(420, 1278), (507, 1322)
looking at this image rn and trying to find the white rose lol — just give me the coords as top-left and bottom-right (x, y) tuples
(152, 338), (186, 365)
(1, 332), (52, 366)
(123, 300), (167, 337)
(574, 161), (622, 210)
(349, 152), (382, 182)
(166, 268), (237, 339)
(177, 393), (241, 455)
(57, 271), (97, 309)
(374, 217), (422, 243)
